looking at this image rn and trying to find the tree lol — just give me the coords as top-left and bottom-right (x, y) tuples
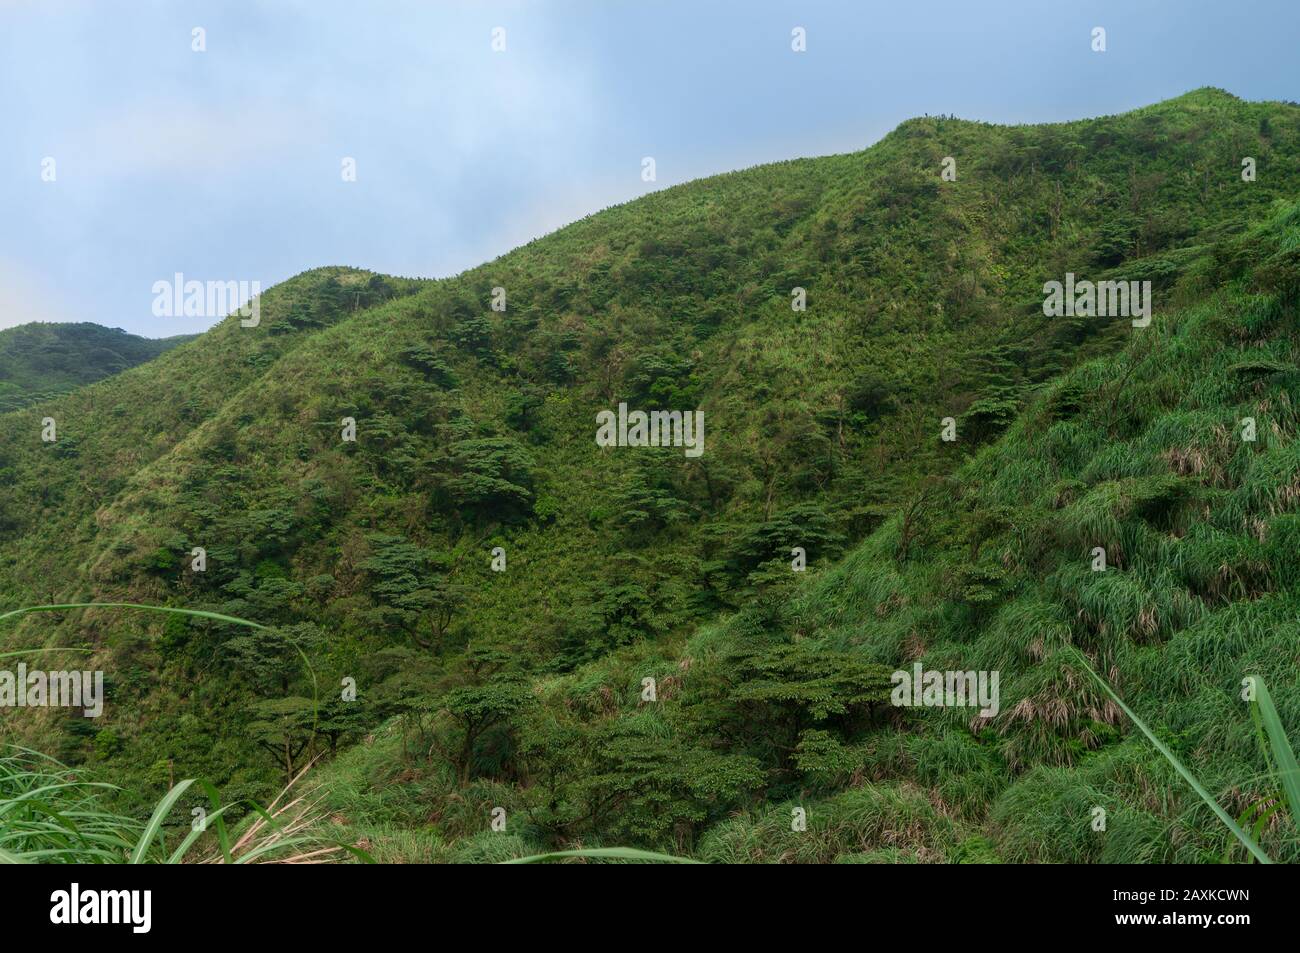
(315, 695), (370, 754)
(361, 534), (464, 649)
(578, 719), (762, 848)
(514, 714), (762, 850)
(431, 648), (534, 784)
(613, 462), (690, 540)
(504, 383), (547, 437)
(398, 343), (459, 388)
(703, 642), (893, 772)
(247, 696), (318, 783)
(742, 402), (832, 518)
(727, 503), (843, 584)
(961, 387), (1021, 444)
(441, 437), (536, 525)
(449, 315), (494, 358)
(897, 476), (949, 562)
(221, 622), (322, 695)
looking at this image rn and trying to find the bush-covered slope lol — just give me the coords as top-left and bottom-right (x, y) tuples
(316, 196), (1300, 863)
(0, 322), (196, 411)
(1, 89), (1298, 861)
(714, 200), (1300, 863)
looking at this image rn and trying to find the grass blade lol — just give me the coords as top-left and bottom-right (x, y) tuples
(502, 847), (702, 864)
(1250, 677), (1300, 834)
(130, 779), (195, 864)
(1067, 649), (1272, 864)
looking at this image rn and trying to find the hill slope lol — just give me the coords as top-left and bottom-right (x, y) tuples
(0, 322), (196, 411)
(319, 193), (1300, 863)
(1, 89), (1298, 861)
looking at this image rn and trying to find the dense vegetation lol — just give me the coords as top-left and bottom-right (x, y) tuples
(2, 88), (1298, 862)
(0, 322), (193, 412)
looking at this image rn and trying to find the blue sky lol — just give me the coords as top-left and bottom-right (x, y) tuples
(3, 0), (1298, 335)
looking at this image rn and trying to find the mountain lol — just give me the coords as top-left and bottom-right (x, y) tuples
(0, 322), (196, 412)
(1, 88), (1298, 862)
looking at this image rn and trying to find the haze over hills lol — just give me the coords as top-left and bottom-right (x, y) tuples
(2, 89), (1298, 862)
(0, 322), (196, 412)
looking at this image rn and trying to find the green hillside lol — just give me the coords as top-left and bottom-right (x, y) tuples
(475, 200), (1297, 864)
(1, 88), (1298, 863)
(0, 322), (195, 411)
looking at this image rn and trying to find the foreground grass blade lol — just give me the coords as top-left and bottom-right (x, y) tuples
(0, 781), (118, 820)
(1250, 677), (1300, 835)
(131, 779), (195, 863)
(0, 647), (93, 661)
(166, 801), (242, 864)
(502, 847), (702, 864)
(0, 602), (273, 630)
(197, 779), (234, 864)
(1068, 649), (1272, 864)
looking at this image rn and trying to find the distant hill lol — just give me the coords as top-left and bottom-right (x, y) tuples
(0, 322), (196, 411)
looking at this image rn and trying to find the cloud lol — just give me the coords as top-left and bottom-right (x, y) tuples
(70, 99), (320, 179)
(0, 259), (77, 330)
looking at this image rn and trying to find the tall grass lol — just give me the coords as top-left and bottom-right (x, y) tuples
(0, 602), (347, 864)
(1070, 648), (1299, 864)
(0, 746), (359, 863)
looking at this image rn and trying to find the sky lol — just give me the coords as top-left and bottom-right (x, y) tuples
(2, 0), (1298, 336)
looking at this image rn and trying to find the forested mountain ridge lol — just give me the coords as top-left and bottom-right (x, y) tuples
(0, 321), (195, 412)
(1, 88), (1298, 861)
(438, 197), (1297, 863)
